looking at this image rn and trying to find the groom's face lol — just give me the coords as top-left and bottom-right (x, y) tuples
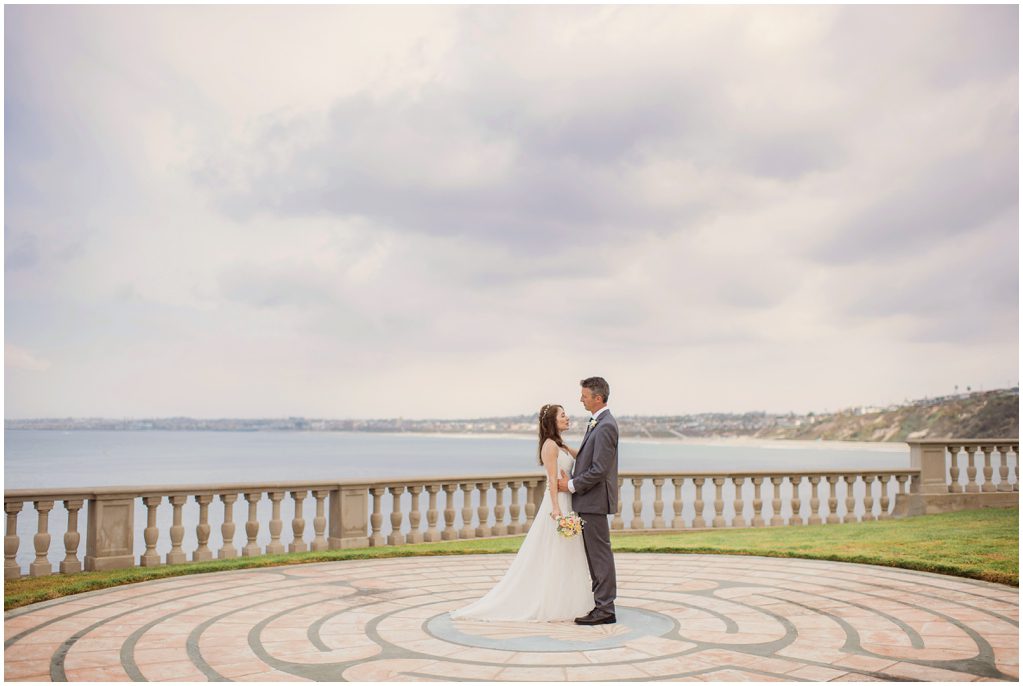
(580, 387), (602, 413)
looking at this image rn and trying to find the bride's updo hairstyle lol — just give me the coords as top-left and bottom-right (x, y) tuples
(537, 404), (567, 465)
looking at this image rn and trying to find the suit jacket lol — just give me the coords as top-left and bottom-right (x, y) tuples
(571, 410), (619, 515)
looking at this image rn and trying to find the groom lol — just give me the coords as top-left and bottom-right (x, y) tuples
(558, 376), (619, 625)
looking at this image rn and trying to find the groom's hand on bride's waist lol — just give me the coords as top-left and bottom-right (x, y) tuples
(557, 470), (571, 493)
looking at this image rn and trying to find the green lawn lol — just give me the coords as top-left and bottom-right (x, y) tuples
(5, 507), (1017, 611)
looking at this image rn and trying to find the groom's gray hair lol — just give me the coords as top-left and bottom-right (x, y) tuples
(580, 376), (610, 403)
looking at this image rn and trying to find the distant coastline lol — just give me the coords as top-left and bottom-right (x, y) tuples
(6, 388), (1016, 442)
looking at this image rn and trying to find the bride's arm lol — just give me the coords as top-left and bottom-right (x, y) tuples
(541, 440), (563, 519)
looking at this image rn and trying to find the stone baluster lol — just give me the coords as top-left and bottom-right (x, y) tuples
(948, 445), (962, 493)
(862, 476), (876, 522)
(842, 476), (857, 524)
(769, 477), (784, 526)
(441, 484), (458, 540)
(612, 478), (625, 530)
(751, 477), (765, 527)
(671, 478), (685, 529)
(243, 492), (263, 556)
(491, 482), (507, 536)
(265, 491), (285, 555)
(788, 476), (803, 525)
(311, 490), (329, 551)
(508, 482), (522, 535)
(140, 496), (163, 567)
(5, 502), (23, 580)
(368, 487), (386, 547)
(219, 494), (238, 559)
(878, 475), (892, 520)
(980, 446), (995, 493)
(896, 474), (909, 497)
(651, 478), (666, 528)
(475, 482), (491, 538)
(424, 485), (441, 542)
(630, 478), (645, 529)
(60, 499), (84, 574)
(388, 486), (405, 546)
(711, 477), (726, 528)
(997, 446), (1012, 492)
(193, 495), (214, 562)
(826, 476), (840, 524)
(692, 477), (707, 528)
(289, 490), (308, 553)
(1015, 445), (1020, 492)
(524, 481), (538, 529)
(460, 483), (476, 539)
(407, 486), (423, 544)
(807, 477), (822, 525)
(731, 477), (746, 527)
(30, 500), (54, 577)
(964, 445), (980, 493)
(166, 495), (187, 565)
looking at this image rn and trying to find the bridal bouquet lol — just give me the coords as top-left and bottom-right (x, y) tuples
(555, 512), (584, 538)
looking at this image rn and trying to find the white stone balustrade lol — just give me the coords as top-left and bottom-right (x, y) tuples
(3, 439), (1017, 579)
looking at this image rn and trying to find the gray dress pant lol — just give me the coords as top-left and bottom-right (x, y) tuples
(579, 512), (616, 614)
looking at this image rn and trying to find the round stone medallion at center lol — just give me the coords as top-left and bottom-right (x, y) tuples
(427, 607), (675, 652)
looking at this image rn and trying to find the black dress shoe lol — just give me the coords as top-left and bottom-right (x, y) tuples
(575, 608), (598, 622)
(574, 612), (616, 625)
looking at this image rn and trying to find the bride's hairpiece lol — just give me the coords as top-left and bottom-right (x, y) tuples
(540, 404), (552, 422)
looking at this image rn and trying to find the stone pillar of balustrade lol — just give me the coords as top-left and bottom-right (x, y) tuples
(166, 495), (188, 565)
(997, 446), (1012, 493)
(751, 477), (765, 527)
(442, 483), (458, 540)
(826, 476), (841, 524)
(842, 476), (857, 524)
(219, 494), (239, 559)
(692, 477), (707, 528)
(367, 487), (386, 547)
(424, 484), (441, 542)
(524, 481), (538, 529)
(732, 477), (746, 528)
(671, 478), (685, 529)
(311, 490), (330, 551)
(964, 446), (980, 494)
(407, 486), (424, 544)
(387, 486), (405, 546)
(5, 501), (23, 580)
(631, 478), (645, 529)
(30, 500), (54, 577)
(878, 475), (892, 520)
(266, 491), (286, 555)
(711, 477), (725, 528)
(140, 496), (162, 567)
(980, 446), (996, 493)
(862, 476), (876, 522)
(59, 499), (84, 574)
(769, 477), (784, 527)
(459, 483), (476, 539)
(242, 493), (262, 557)
(651, 478), (666, 529)
(193, 494), (214, 562)
(948, 445), (962, 494)
(507, 482), (522, 535)
(289, 490), (308, 553)
(788, 476), (803, 526)
(475, 482), (491, 538)
(85, 495), (136, 571)
(329, 486), (370, 549)
(807, 477), (822, 526)
(491, 482), (507, 536)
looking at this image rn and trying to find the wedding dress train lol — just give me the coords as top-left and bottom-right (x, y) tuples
(450, 451), (594, 622)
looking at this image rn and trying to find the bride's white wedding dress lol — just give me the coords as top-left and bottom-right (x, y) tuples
(450, 450), (594, 622)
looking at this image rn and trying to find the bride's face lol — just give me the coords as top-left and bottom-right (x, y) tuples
(556, 407), (569, 432)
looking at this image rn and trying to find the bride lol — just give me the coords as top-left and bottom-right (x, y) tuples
(450, 403), (593, 622)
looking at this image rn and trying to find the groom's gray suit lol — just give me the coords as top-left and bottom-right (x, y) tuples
(571, 410), (619, 615)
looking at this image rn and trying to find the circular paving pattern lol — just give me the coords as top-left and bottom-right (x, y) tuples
(4, 553), (1018, 682)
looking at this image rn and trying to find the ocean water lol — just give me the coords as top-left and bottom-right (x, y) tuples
(0, 430), (938, 573)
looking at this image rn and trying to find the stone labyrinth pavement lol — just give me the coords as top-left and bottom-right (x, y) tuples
(4, 554), (1018, 682)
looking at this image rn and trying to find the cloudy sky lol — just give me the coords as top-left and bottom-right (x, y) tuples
(5, 5), (1018, 419)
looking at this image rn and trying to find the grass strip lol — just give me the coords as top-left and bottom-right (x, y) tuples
(5, 507), (1017, 611)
